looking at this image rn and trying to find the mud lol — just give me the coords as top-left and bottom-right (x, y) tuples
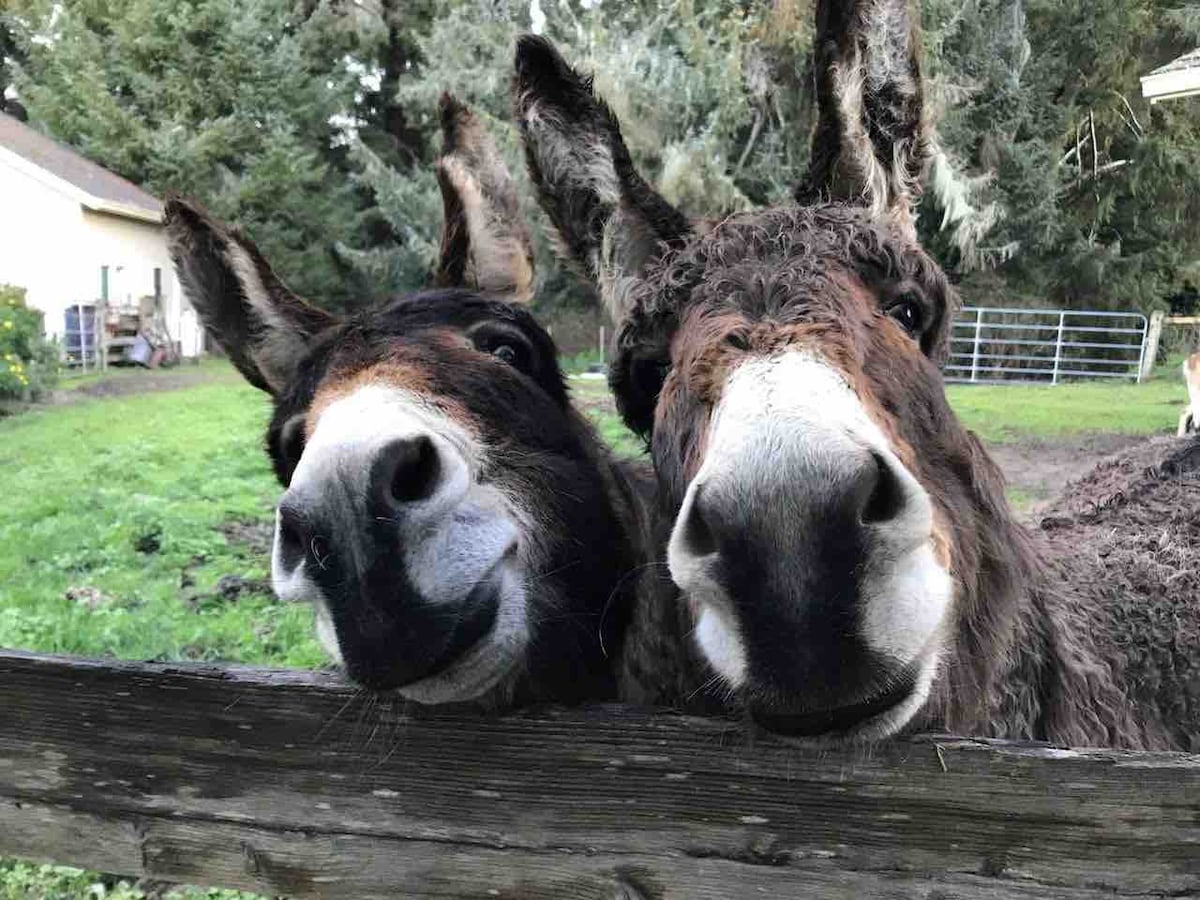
(988, 434), (1149, 516)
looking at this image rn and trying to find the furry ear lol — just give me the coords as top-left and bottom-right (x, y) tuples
(800, 0), (930, 235)
(164, 198), (336, 394)
(433, 93), (536, 303)
(513, 34), (692, 322)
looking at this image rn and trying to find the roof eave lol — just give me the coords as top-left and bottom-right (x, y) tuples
(0, 145), (162, 222)
(81, 198), (163, 224)
(1141, 67), (1200, 103)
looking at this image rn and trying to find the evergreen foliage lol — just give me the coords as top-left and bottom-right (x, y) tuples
(2, 0), (1197, 317)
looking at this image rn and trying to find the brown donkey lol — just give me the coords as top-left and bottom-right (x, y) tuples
(166, 96), (655, 708)
(515, 5), (1198, 748)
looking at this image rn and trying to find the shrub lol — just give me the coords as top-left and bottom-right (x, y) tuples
(0, 284), (60, 402)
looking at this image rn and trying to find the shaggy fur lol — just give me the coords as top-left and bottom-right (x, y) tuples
(514, 3), (1199, 749)
(434, 93), (536, 302)
(800, 0), (930, 234)
(168, 99), (667, 708)
(513, 34), (694, 322)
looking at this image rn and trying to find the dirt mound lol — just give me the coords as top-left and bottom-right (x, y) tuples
(986, 434), (1147, 516)
(1040, 436), (1200, 529)
(1038, 436), (1200, 747)
(220, 518), (275, 558)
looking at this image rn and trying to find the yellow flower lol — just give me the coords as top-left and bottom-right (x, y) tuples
(2, 320), (13, 329)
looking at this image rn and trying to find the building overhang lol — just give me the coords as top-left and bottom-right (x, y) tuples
(1141, 50), (1200, 104)
(0, 145), (163, 225)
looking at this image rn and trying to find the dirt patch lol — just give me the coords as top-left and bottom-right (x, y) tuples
(221, 519), (276, 558)
(987, 433), (1149, 516)
(53, 366), (237, 403)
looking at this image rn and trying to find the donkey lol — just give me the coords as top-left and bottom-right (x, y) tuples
(166, 95), (659, 709)
(514, 6), (1198, 748)
(1179, 351), (1199, 436)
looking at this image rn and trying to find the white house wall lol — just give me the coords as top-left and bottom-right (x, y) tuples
(0, 156), (92, 337)
(81, 209), (203, 357)
(0, 154), (203, 358)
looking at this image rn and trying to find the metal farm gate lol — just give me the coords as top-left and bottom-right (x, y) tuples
(946, 306), (1149, 385)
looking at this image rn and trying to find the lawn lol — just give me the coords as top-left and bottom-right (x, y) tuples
(1, 362), (1187, 667)
(0, 378), (323, 669)
(574, 364), (1190, 450)
(945, 374), (1188, 443)
(0, 359), (1190, 898)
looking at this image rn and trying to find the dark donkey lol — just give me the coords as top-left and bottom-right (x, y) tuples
(515, 5), (1198, 748)
(166, 96), (653, 708)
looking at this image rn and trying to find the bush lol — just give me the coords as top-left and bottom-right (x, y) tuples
(0, 284), (60, 402)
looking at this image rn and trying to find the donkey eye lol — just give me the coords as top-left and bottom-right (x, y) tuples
(469, 324), (535, 374)
(491, 343), (520, 366)
(886, 297), (924, 336)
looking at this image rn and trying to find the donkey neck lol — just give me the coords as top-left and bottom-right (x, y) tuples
(601, 455), (726, 712)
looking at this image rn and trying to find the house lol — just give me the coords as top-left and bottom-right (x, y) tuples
(0, 111), (204, 362)
(1141, 47), (1200, 104)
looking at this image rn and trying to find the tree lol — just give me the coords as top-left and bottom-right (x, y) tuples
(919, 0), (1200, 310)
(4, 0), (379, 307)
(8, 0), (1197, 317)
(340, 0), (819, 309)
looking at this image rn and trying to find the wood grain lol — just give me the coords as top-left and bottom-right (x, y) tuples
(1, 650), (1196, 899)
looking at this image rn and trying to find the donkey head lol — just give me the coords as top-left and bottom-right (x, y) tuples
(168, 96), (637, 705)
(517, 4), (1007, 740)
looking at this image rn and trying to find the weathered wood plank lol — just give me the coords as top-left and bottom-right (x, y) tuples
(1, 649), (1197, 899)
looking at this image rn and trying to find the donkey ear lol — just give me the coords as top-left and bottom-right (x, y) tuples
(801, 0), (930, 234)
(513, 35), (692, 322)
(165, 198), (336, 395)
(433, 93), (536, 303)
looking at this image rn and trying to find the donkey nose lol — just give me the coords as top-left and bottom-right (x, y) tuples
(371, 435), (443, 511)
(275, 502), (329, 572)
(853, 452), (907, 525)
(675, 450), (908, 563)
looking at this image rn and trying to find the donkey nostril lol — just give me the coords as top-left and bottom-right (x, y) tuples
(277, 505), (307, 569)
(860, 452), (906, 525)
(384, 435), (442, 506)
(308, 534), (331, 567)
(682, 489), (720, 557)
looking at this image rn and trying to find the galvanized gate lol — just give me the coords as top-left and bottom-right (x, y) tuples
(946, 306), (1148, 384)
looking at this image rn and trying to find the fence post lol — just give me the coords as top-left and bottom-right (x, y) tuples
(79, 304), (88, 374)
(1051, 311), (1066, 385)
(1139, 311), (1165, 382)
(970, 308), (983, 382)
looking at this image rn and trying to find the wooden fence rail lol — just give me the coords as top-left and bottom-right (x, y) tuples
(1, 650), (1197, 899)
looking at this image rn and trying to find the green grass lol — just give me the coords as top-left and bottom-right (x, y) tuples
(0, 359), (1190, 898)
(559, 348), (606, 375)
(568, 375), (647, 459)
(0, 378), (323, 668)
(946, 374), (1188, 443)
(56, 356), (233, 393)
(0, 859), (263, 899)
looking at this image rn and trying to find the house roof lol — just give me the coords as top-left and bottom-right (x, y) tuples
(0, 112), (163, 222)
(1141, 48), (1200, 103)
